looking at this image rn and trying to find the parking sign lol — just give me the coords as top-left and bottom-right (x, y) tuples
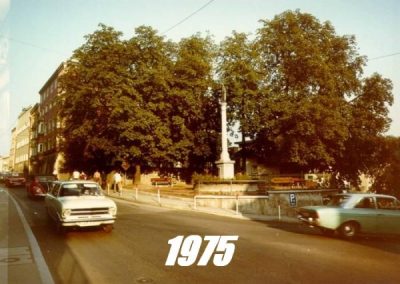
(289, 193), (297, 207)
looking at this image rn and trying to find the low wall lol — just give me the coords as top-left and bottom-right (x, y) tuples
(194, 189), (338, 217)
(194, 180), (263, 194)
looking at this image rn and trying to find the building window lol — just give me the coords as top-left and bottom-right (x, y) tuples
(38, 122), (44, 134)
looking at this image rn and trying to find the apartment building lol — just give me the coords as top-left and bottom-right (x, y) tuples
(30, 63), (65, 176)
(0, 155), (9, 172)
(8, 127), (16, 171)
(29, 103), (39, 174)
(13, 106), (32, 173)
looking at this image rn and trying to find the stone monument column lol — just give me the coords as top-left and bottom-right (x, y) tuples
(215, 85), (235, 179)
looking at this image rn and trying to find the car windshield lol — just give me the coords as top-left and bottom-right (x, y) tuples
(60, 183), (103, 197)
(326, 195), (351, 208)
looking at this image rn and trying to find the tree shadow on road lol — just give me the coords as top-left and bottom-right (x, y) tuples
(260, 219), (400, 255)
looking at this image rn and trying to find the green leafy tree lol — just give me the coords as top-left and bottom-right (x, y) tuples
(58, 24), (220, 178)
(171, 35), (219, 174)
(123, 26), (176, 169)
(251, 10), (366, 172)
(335, 74), (393, 184)
(372, 136), (400, 198)
(220, 10), (393, 182)
(59, 24), (133, 172)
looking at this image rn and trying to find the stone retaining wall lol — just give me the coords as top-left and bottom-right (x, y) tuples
(195, 189), (338, 217)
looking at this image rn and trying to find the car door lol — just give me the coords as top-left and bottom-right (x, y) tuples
(350, 197), (378, 233)
(375, 197), (400, 235)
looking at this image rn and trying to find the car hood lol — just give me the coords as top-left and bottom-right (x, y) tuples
(58, 196), (116, 209)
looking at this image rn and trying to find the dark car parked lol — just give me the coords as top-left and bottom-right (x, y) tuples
(5, 173), (26, 187)
(26, 175), (57, 198)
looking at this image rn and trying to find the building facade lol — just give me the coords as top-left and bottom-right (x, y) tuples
(8, 127), (16, 171)
(13, 106), (32, 174)
(0, 155), (9, 172)
(30, 63), (65, 176)
(29, 103), (39, 174)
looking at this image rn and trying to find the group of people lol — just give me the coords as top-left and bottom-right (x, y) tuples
(71, 170), (123, 193)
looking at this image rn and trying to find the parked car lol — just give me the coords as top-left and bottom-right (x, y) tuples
(45, 180), (117, 232)
(26, 175), (57, 198)
(297, 193), (400, 239)
(5, 173), (26, 187)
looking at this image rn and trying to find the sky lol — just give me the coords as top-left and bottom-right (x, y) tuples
(0, 0), (399, 156)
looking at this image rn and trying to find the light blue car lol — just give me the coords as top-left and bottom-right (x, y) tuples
(297, 193), (400, 239)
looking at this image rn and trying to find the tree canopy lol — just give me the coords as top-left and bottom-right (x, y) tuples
(218, 10), (393, 186)
(58, 11), (395, 191)
(58, 24), (219, 175)
(371, 136), (400, 198)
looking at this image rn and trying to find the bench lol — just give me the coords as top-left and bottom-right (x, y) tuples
(151, 177), (172, 186)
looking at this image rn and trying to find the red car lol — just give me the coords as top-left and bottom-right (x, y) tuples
(26, 175), (57, 198)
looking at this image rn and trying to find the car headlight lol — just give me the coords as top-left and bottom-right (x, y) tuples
(62, 209), (71, 218)
(109, 207), (117, 216)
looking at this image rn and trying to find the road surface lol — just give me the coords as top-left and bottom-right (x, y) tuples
(5, 185), (400, 284)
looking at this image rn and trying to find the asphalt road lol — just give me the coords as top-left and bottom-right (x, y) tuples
(6, 185), (400, 284)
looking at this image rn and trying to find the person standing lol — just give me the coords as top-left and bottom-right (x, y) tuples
(80, 171), (87, 180)
(71, 170), (80, 180)
(93, 170), (102, 186)
(113, 171), (122, 193)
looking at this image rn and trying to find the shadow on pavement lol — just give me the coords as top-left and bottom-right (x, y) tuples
(258, 219), (400, 255)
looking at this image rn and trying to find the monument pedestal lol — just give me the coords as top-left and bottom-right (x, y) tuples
(216, 159), (235, 180)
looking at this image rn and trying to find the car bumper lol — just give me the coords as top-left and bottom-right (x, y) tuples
(60, 218), (116, 227)
(297, 215), (320, 226)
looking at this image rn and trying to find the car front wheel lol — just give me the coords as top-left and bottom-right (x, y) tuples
(339, 222), (359, 239)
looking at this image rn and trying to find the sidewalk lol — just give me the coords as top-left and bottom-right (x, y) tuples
(105, 185), (298, 223)
(0, 188), (54, 284)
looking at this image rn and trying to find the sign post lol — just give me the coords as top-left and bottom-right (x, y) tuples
(289, 193), (297, 207)
(121, 161), (130, 186)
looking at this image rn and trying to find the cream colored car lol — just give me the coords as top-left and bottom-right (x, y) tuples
(45, 180), (117, 232)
